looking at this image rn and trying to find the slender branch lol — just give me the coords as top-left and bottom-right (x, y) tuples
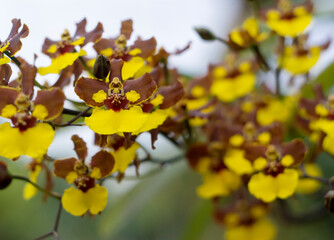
(252, 45), (270, 72)
(300, 164), (332, 187)
(78, 56), (94, 76)
(215, 37), (230, 46)
(35, 201), (62, 240)
(56, 107), (91, 127)
(160, 132), (181, 148)
(11, 175), (61, 199)
(4, 51), (21, 66)
(62, 108), (91, 117)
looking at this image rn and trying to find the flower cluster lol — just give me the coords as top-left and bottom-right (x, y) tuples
(1, 1), (334, 239)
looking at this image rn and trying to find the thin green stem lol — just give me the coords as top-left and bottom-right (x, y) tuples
(56, 107), (91, 127)
(11, 175), (61, 199)
(3, 51), (21, 66)
(252, 45), (270, 72)
(78, 56), (94, 76)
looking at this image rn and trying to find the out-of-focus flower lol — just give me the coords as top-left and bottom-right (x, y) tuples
(246, 139), (307, 202)
(0, 59), (65, 159)
(0, 19), (29, 65)
(229, 17), (269, 49)
(261, 0), (313, 37)
(296, 163), (322, 194)
(54, 135), (114, 216)
(93, 19), (157, 80)
(278, 35), (329, 75)
(39, 18), (103, 75)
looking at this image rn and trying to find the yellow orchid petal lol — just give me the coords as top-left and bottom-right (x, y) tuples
(276, 169), (299, 199)
(32, 104), (49, 120)
(38, 49), (86, 75)
(151, 94), (164, 106)
(122, 57), (145, 80)
(92, 90), (107, 103)
(248, 169), (298, 202)
(279, 46), (320, 74)
(65, 171), (78, 184)
(267, 13), (312, 37)
(0, 56), (11, 65)
(62, 185), (108, 216)
(225, 219), (276, 240)
(197, 170), (240, 199)
(211, 73), (255, 102)
(132, 109), (168, 135)
(1, 104), (17, 118)
(281, 154), (294, 167)
(111, 142), (140, 173)
(186, 97), (209, 111)
(213, 66), (227, 78)
(243, 17), (259, 38)
(191, 86), (206, 98)
(189, 117), (207, 127)
(71, 37), (85, 46)
(0, 42), (10, 52)
(125, 90), (141, 102)
(85, 106), (148, 135)
(0, 122), (54, 159)
(128, 48), (142, 56)
(257, 131), (271, 144)
(47, 45), (57, 54)
(100, 48), (113, 57)
(253, 157), (268, 171)
(224, 149), (254, 175)
(90, 167), (102, 179)
(229, 134), (245, 147)
(23, 165), (42, 200)
(230, 29), (244, 46)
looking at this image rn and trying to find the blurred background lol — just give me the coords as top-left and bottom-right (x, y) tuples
(1, 0), (334, 239)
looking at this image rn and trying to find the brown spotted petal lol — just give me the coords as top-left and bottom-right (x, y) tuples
(6, 19), (29, 55)
(53, 157), (77, 179)
(132, 37), (157, 58)
(0, 86), (19, 114)
(243, 143), (267, 162)
(74, 77), (108, 107)
(33, 88), (65, 120)
(186, 143), (209, 170)
(90, 150), (115, 178)
(157, 80), (184, 109)
(74, 18), (104, 46)
(41, 38), (59, 58)
(17, 57), (36, 97)
(123, 73), (157, 104)
(0, 64), (12, 85)
(53, 59), (83, 88)
(93, 38), (116, 54)
(71, 135), (88, 162)
(120, 19), (133, 40)
(109, 59), (124, 81)
(281, 139), (307, 165)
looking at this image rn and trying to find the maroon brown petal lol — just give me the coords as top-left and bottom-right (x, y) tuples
(74, 18), (104, 46)
(281, 139), (307, 165)
(0, 86), (19, 114)
(33, 88), (65, 120)
(53, 157), (77, 179)
(90, 150), (115, 178)
(74, 77), (108, 107)
(0, 64), (12, 86)
(71, 135), (88, 161)
(132, 37), (157, 58)
(123, 73), (157, 104)
(17, 57), (36, 98)
(41, 38), (59, 58)
(93, 38), (116, 54)
(6, 19), (29, 55)
(186, 143), (209, 170)
(243, 143), (267, 162)
(109, 59), (123, 81)
(157, 80), (184, 109)
(120, 19), (133, 40)
(187, 74), (212, 96)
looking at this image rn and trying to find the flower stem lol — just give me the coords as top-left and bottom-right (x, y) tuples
(11, 175), (61, 200)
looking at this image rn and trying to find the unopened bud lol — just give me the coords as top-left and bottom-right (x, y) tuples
(93, 55), (110, 79)
(324, 190), (334, 213)
(0, 161), (12, 190)
(194, 27), (216, 41)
